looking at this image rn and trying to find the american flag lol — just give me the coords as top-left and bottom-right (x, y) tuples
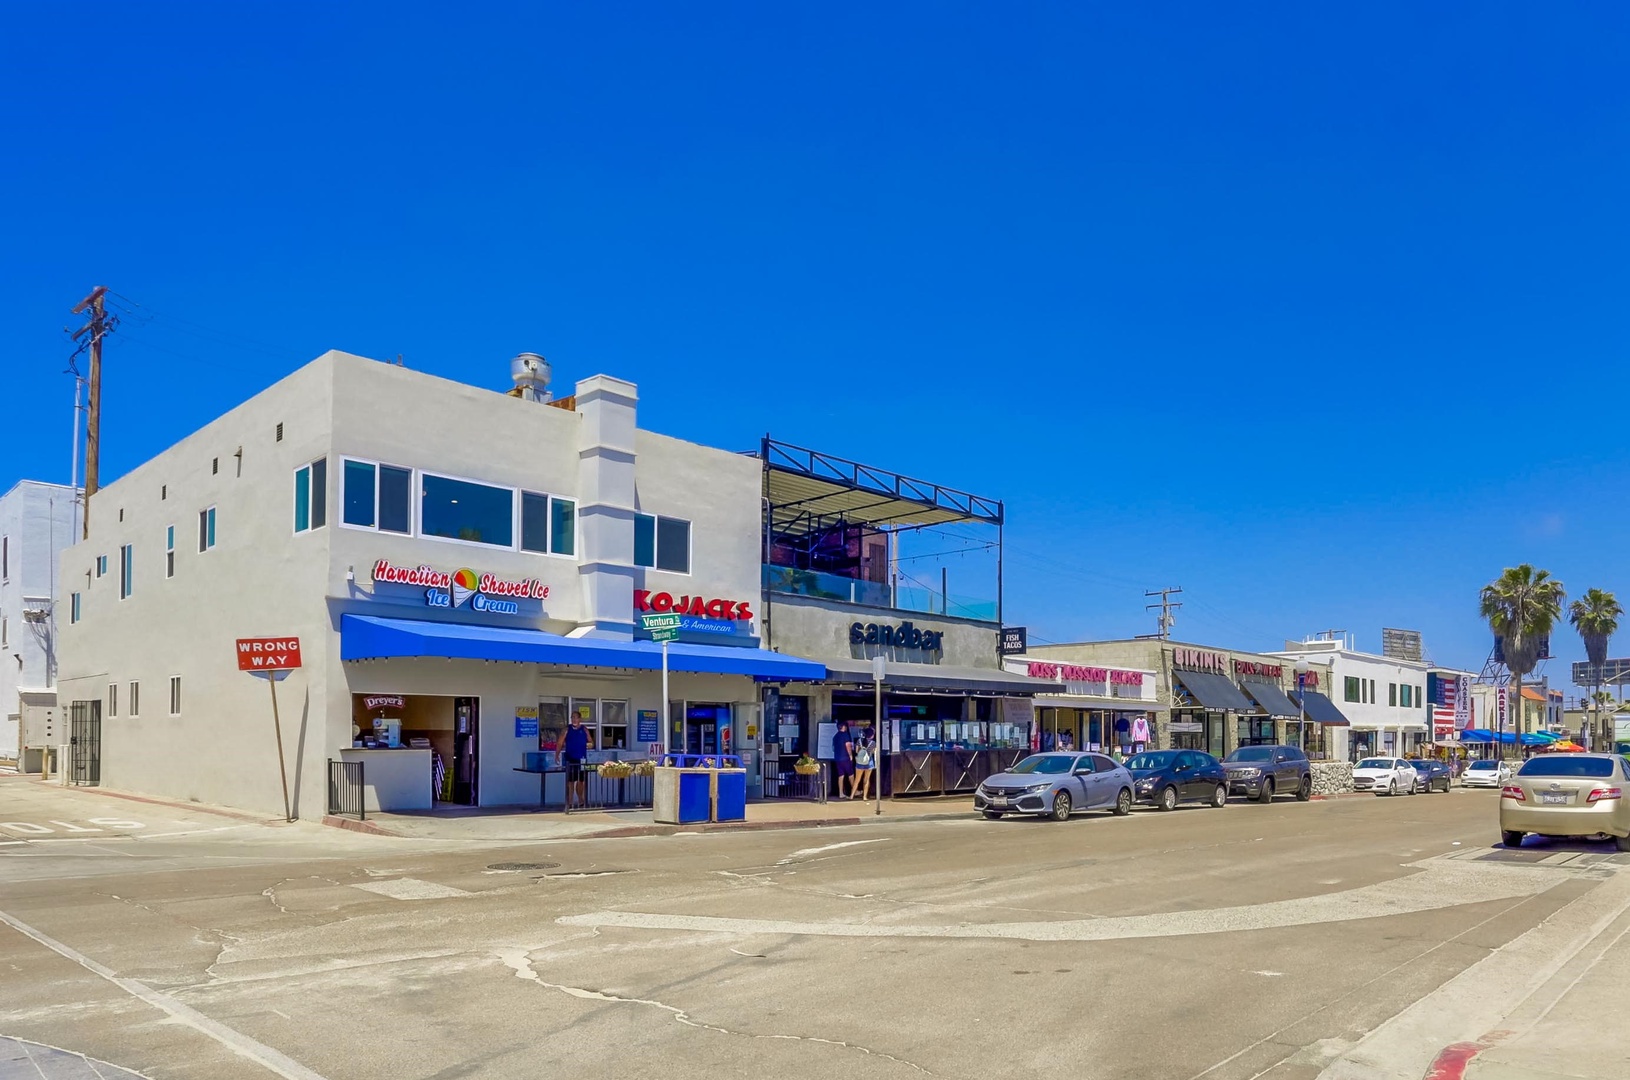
(1433, 677), (1458, 737)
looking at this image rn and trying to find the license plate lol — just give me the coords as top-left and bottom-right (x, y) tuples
(989, 797), (1008, 806)
(1540, 793), (1571, 805)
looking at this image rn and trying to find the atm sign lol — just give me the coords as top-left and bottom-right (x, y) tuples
(236, 637), (302, 671)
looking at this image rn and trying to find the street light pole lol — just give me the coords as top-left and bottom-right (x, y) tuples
(873, 653), (886, 817)
(1294, 660), (1309, 754)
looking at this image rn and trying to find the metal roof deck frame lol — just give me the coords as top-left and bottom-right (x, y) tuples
(761, 437), (1004, 536)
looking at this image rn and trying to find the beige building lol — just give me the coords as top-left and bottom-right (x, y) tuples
(1015, 638), (1342, 760)
(56, 351), (820, 819)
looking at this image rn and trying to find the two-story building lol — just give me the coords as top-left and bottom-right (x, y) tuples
(56, 351), (821, 819)
(1272, 636), (1431, 760)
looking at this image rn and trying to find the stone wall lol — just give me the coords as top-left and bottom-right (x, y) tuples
(1311, 760), (1353, 795)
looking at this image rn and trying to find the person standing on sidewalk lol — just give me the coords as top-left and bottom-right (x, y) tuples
(560, 714), (590, 809)
(832, 720), (855, 798)
(852, 728), (876, 800)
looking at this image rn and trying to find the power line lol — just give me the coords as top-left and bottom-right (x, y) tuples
(66, 287), (117, 539)
(1145, 586), (1183, 639)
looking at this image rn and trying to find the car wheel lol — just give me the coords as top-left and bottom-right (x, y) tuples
(1158, 785), (1178, 812)
(1211, 783), (1227, 808)
(1386, 779), (1397, 797)
(1114, 788), (1132, 816)
(1615, 834), (1630, 852)
(983, 811), (1003, 820)
(1050, 790), (1072, 821)
(1502, 830), (1525, 849)
(1256, 779), (1274, 804)
(1296, 775), (1312, 802)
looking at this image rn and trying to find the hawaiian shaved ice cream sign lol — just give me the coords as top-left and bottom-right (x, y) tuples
(371, 559), (548, 616)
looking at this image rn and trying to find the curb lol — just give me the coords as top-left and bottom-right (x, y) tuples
(321, 815), (400, 837)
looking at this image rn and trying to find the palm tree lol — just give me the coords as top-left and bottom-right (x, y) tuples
(1480, 565), (1566, 746)
(1569, 588), (1622, 748)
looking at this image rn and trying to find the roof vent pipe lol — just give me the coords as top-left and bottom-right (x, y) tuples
(511, 352), (552, 402)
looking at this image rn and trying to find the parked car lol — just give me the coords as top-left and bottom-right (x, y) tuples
(1353, 757), (1418, 796)
(975, 752), (1134, 821)
(1462, 759), (1514, 789)
(1408, 759), (1453, 793)
(1500, 753), (1630, 850)
(1221, 745), (1313, 803)
(1124, 750), (1229, 810)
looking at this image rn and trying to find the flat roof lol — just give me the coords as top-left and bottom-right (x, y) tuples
(762, 437), (1002, 536)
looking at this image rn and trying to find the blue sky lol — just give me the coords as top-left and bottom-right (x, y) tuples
(5, 3), (1628, 683)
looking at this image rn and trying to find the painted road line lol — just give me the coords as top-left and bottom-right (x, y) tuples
(561, 858), (1566, 942)
(352, 878), (473, 900)
(0, 906), (330, 1080)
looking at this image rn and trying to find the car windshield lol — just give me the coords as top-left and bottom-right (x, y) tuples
(1225, 747), (1274, 762)
(1518, 757), (1615, 779)
(1124, 752), (1177, 770)
(1467, 761), (1497, 770)
(1356, 759), (1394, 769)
(1008, 754), (1075, 775)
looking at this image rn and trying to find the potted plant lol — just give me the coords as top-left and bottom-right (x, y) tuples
(598, 760), (634, 780)
(631, 759), (656, 777)
(793, 754), (821, 776)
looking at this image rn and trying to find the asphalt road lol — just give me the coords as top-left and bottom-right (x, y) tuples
(1, 776), (1622, 1080)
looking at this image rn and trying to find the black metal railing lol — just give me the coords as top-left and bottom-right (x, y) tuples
(763, 765), (828, 803)
(563, 769), (655, 813)
(328, 759), (365, 820)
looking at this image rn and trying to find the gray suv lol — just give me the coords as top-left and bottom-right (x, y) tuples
(1222, 745), (1313, 803)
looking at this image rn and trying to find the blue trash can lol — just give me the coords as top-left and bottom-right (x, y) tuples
(713, 768), (747, 822)
(677, 770), (712, 823)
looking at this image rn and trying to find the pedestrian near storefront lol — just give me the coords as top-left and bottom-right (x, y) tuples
(853, 729), (876, 800)
(561, 714), (590, 809)
(833, 720), (856, 798)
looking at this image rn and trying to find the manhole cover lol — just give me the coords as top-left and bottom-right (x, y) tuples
(488, 862), (560, 871)
(1476, 848), (1553, 863)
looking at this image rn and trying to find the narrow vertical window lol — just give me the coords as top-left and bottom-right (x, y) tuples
(71, 592), (81, 623)
(119, 544), (134, 599)
(199, 507), (217, 552)
(295, 459), (329, 533)
(129, 681), (140, 717)
(1, 535), (8, 579)
(169, 676), (182, 716)
(165, 526), (175, 578)
(294, 465), (311, 532)
(551, 496), (575, 556)
(109, 683), (118, 718)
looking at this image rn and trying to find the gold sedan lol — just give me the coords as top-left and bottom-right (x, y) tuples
(1500, 753), (1630, 850)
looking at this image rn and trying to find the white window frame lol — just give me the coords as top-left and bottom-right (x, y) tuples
(338, 457), (417, 536)
(119, 543), (134, 600)
(165, 525), (175, 578)
(416, 468), (519, 552)
(1, 534), (8, 581)
(108, 682), (118, 718)
(70, 591), (81, 624)
(293, 458), (329, 535)
(129, 680), (140, 718)
(198, 506), (217, 553)
(519, 490), (577, 559)
(169, 675), (182, 716)
(96, 554), (107, 578)
(634, 513), (693, 576)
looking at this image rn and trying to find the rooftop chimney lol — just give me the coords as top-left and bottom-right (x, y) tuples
(511, 352), (553, 402)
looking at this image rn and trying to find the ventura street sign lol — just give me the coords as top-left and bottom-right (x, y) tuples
(640, 613), (682, 632)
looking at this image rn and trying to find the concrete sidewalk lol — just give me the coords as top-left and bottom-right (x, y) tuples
(346, 794), (980, 841)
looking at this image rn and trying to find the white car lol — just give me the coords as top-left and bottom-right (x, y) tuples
(1461, 759), (1514, 789)
(1353, 757), (1418, 796)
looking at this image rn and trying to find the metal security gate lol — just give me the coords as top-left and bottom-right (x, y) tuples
(69, 699), (102, 786)
(328, 759), (365, 820)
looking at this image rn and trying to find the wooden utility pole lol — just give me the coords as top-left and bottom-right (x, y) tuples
(69, 286), (112, 539)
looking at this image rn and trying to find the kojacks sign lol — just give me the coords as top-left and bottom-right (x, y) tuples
(634, 589), (756, 641)
(851, 620), (944, 653)
(372, 559), (548, 616)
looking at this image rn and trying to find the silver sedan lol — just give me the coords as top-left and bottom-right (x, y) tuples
(975, 752), (1135, 821)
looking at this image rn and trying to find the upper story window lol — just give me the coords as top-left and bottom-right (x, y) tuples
(165, 526), (176, 578)
(119, 544), (134, 599)
(634, 513), (691, 574)
(293, 458), (328, 533)
(420, 473), (513, 547)
(520, 493), (576, 557)
(198, 507), (217, 552)
(2, 534), (8, 579)
(71, 591), (81, 624)
(96, 554), (108, 578)
(342, 459), (412, 533)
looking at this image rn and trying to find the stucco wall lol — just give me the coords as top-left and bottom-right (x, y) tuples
(765, 594), (999, 668)
(1, 481), (78, 759)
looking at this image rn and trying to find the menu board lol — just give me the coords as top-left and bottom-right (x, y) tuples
(817, 722), (837, 760)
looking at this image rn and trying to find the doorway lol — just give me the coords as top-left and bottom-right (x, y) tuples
(69, 699), (101, 786)
(684, 703), (732, 756)
(453, 697), (479, 805)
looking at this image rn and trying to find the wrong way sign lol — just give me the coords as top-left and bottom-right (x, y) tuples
(236, 637), (302, 671)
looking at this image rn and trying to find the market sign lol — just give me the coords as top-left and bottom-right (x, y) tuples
(372, 559), (547, 616)
(236, 637), (302, 672)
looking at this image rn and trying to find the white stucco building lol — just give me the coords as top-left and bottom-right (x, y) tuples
(55, 351), (819, 818)
(0, 480), (78, 764)
(1272, 637), (1431, 759)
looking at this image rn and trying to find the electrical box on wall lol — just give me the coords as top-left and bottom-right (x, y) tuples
(21, 702), (58, 748)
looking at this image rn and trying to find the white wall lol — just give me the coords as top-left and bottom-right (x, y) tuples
(0, 481), (79, 759)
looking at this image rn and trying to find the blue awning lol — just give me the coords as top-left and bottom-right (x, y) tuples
(1289, 690), (1351, 726)
(1459, 728), (1495, 742)
(340, 614), (826, 681)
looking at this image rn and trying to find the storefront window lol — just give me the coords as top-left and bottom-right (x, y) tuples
(521, 492), (577, 556)
(601, 700), (629, 750)
(421, 473), (514, 547)
(1237, 717), (1276, 746)
(1298, 722), (1328, 759)
(569, 699), (599, 749)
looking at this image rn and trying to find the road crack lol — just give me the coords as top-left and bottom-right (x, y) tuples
(496, 947), (943, 1075)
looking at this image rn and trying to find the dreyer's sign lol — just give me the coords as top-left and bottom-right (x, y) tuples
(372, 559), (548, 616)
